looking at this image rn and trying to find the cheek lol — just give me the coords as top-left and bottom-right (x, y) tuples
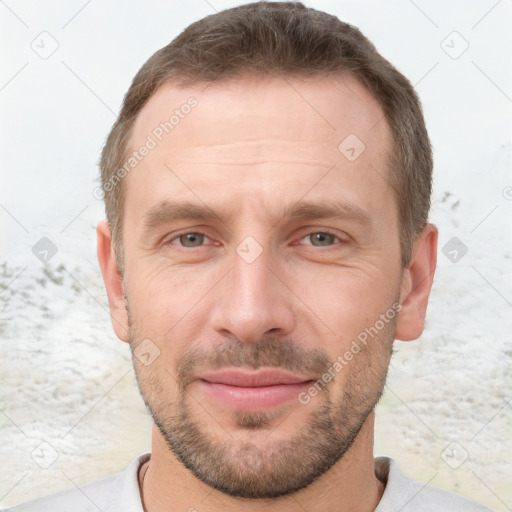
(286, 263), (400, 337)
(133, 355), (181, 413)
(126, 264), (209, 331)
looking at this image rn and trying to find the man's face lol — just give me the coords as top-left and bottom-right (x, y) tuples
(119, 75), (404, 498)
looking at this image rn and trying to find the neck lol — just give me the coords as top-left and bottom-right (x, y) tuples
(140, 412), (385, 512)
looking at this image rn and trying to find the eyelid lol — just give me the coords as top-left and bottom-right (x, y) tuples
(299, 233), (337, 246)
(295, 228), (349, 245)
(162, 227), (349, 248)
(165, 230), (216, 247)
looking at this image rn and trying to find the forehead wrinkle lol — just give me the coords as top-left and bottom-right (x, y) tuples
(170, 160), (336, 168)
(148, 139), (338, 170)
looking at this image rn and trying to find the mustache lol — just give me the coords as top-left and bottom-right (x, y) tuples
(176, 337), (332, 390)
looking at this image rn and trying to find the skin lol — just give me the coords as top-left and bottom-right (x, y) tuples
(97, 74), (437, 512)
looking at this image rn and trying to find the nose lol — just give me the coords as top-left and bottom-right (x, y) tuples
(210, 243), (296, 343)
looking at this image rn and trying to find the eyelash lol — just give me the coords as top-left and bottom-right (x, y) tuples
(304, 231), (345, 246)
(165, 230), (346, 248)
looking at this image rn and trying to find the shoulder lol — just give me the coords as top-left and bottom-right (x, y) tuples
(3, 453), (149, 512)
(374, 457), (496, 512)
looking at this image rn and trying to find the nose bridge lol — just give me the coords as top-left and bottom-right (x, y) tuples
(210, 238), (295, 342)
(233, 244), (273, 309)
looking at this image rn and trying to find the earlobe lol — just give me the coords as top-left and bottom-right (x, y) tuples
(96, 220), (130, 342)
(395, 224), (438, 341)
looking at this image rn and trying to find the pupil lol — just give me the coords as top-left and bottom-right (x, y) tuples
(182, 233), (203, 246)
(313, 233), (333, 246)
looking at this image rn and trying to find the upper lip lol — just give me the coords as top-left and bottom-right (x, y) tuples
(197, 369), (313, 387)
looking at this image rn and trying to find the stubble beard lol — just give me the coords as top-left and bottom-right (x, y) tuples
(128, 305), (396, 499)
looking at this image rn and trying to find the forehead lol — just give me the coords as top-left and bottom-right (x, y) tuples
(124, 73), (394, 222)
(130, 73), (391, 154)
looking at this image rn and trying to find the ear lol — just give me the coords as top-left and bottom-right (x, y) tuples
(395, 223), (438, 341)
(97, 220), (130, 343)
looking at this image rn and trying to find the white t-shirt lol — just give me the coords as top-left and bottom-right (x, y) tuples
(3, 453), (495, 512)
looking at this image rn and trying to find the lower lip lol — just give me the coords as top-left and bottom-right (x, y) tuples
(196, 380), (313, 410)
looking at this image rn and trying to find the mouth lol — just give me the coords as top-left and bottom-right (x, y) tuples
(194, 369), (315, 411)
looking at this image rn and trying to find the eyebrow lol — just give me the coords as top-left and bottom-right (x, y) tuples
(143, 201), (229, 231)
(142, 199), (372, 232)
(281, 200), (372, 226)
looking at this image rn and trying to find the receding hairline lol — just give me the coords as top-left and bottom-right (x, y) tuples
(123, 69), (393, 163)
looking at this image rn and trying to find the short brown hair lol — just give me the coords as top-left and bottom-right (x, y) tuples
(100, 1), (432, 270)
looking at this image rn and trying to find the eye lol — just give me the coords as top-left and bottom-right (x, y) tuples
(299, 232), (341, 247)
(169, 232), (210, 248)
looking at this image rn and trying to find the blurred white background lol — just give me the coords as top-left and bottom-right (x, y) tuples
(1, 0), (511, 510)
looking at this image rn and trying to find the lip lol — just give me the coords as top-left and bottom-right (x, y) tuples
(194, 369), (314, 411)
(198, 369), (313, 387)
